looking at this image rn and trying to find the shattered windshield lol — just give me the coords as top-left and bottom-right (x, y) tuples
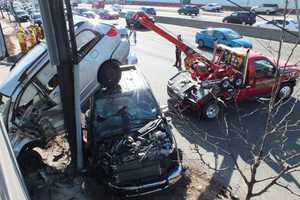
(93, 89), (159, 137)
(0, 94), (10, 122)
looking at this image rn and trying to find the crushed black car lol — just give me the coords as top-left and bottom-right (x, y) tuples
(85, 65), (183, 197)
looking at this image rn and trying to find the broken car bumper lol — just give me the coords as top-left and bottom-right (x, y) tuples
(108, 163), (183, 197)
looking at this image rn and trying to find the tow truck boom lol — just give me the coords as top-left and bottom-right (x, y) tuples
(133, 12), (212, 69)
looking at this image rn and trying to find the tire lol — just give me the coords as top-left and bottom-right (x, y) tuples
(277, 83), (294, 101)
(202, 101), (220, 119)
(97, 60), (121, 88)
(266, 10), (270, 15)
(178, 12), (181, 15)
(223, 20), (228, 23)
(197, 39), (205, 48)
(242, 21), (246, 25)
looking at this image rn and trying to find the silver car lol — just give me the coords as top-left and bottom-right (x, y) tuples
(0, 20), (136, 160)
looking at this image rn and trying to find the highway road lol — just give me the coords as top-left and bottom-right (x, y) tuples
(117, 4), (299, 24)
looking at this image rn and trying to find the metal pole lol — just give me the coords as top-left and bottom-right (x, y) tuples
(38, 0), (78, 172)
(295, 0), (300, 37)
(65, 0), (84, 171)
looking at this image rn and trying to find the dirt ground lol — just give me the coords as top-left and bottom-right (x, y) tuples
(30, 158), (233, 200)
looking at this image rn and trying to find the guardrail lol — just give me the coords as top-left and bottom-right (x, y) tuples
(155, 16), (299, 43)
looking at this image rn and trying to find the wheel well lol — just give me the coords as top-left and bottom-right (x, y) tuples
(282, 80), (296, 87)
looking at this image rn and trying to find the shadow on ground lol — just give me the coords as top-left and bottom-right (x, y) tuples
(167, 96), (300, 196)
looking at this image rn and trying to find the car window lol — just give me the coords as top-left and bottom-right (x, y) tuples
(224, 30), (241, 39)
(93, 89), (159, 137)
(206, 30), (213, 37)
(14, 82), (64, 135)
(231, 13), (238, 16)
(34, 63), (60, 106)
(76, 30), (97, 51)
(254, 59), (275, 78)
(213, 31), (224, 39)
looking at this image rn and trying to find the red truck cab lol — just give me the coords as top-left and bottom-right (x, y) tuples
(168, 44), (300, 119)
(213, 44), (300, 102)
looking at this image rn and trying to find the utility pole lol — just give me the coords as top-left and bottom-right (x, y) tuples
(38, 0), (82, 173)
(295, 0), (300, 37)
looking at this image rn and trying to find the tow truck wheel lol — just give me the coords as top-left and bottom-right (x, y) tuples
(202, 101), (220, 119)
(98, 60), (121, 88)
(278, 83), (294, 100)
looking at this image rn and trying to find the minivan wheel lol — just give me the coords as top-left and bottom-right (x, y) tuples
(98, 60), (121, 88)
(202, 101), (220, 119)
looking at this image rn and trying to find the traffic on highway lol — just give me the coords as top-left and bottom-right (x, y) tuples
(0, 0), (300, 200)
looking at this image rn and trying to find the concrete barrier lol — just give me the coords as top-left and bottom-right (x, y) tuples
(156, 16), (299, 43)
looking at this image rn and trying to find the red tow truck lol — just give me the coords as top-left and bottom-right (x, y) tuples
(133, 12), (300, 119)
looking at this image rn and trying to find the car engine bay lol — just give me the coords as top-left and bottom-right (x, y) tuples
(92, 119), (177, 186)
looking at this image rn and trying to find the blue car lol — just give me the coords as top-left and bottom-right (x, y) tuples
(195, 28), (252, 49)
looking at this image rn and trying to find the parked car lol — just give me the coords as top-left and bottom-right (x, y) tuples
(251, 4), (279, 15)
(85, 65), (183, 197)
(201, 3), (222, 12)
(195, 28), (252, 48)
(141, 7), (157, 16)
(112, 4), (122, 13)
(223, 11), (256, 25)
(0, 20), (136, 164)
(30, 12), (42, 25)
(255, 18), (299, 31)
(81, 11), (97, 19)
(177, 5), (199, 16)
(98, 9), (119, 19)
(125, 11), (155, 28)
(14, 10), (30, 22)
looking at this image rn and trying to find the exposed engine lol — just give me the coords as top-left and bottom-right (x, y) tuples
(94, 119), (175, 185)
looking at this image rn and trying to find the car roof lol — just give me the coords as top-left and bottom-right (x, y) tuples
(207, 28), (235, 33)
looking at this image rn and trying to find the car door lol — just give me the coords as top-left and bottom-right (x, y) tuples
(0, 116), (30, 200)
(205, 29), (215, 47)
(213, 31), (226, 46)
(252, 58), (276, 96)
(231, 13), (240, 23)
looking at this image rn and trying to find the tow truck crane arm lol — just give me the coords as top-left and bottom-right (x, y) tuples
(133, 12), (212, 70)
